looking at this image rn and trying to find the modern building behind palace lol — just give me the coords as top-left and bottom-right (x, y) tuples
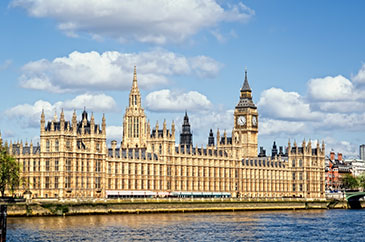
(0, 67), (326, 199)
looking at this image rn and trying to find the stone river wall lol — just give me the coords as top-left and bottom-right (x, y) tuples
(4, 198), (357, 217)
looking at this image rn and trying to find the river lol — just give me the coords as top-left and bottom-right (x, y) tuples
(7, 209), (365, 241)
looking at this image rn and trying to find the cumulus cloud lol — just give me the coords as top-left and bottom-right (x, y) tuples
(19, 50), (222, 93)
(106, 126), (123, 141)
(255, 64), (365, 154)
(11, 0), (254, 44)
(258, 87), (321, 121)
(259, 119), (306, 136)
(352, 63), (365, 84)
(324, 137), (358, 157)
(145, 89), (212, 112)
(311, 101), (365, 113)
(4, 93), (118, 128)
(308, 75), (355, 101)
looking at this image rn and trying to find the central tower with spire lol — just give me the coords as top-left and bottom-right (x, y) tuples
(232, 67), (258, 158)
(122, 66), (147, 148)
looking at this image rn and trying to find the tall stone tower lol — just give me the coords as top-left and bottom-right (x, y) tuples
(232, 68), (258, 158)
(180, 111), (193, 147)
(122, 66), (147, 148)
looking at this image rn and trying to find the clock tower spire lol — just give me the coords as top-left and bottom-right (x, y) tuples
(233, 67), (258, 158)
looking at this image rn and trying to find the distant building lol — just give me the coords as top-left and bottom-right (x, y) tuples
(325, 151), (351, 191)
(344, 158), (365, 177)
(360, 144), (365, 161)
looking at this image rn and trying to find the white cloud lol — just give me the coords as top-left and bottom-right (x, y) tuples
(63, 93), (118, 112)
(19, 49), (222, 93)
(145, 89), (212, 112)
(0, 59), (12, 71)
(308, 75), (355, 101)
(4, 93), (118, 128)
(106, 126), (123, 141)
(258, 87), (321, 121)
(11, 0), (254, 44)
(352, 63), (365, 84)
(324, 137), (358, 157)
(311, 101), (365, 113)
(259, 119), (306, 136)
(318, 113), (365, 131)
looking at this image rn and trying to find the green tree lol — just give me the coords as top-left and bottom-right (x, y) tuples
(357, 174), (365, 190)
(0, 140), (20, 197)
(341, 174), (359, 190)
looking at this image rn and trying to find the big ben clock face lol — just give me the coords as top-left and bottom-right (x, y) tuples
(252, 116), (257, 126)
(237, 116), (246, 126)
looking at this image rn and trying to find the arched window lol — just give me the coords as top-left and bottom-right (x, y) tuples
(46, 139), (50, 152)
(292, 159), (295, 167)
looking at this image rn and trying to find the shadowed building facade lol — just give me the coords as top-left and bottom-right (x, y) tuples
(3, 67), (326, 199)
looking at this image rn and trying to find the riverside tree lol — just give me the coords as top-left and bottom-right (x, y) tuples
(341, 174), (359, 190)
(0, 139), (20, 197)
(357, 174), (365, 190)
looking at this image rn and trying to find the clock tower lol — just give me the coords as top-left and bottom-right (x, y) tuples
(233, 68), (258, 158)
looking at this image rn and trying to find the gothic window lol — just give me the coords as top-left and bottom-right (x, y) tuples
(95, 177), (101, 189)
(55, 139), (59, 152)
(292, 159), (296, 167)
(95, 161), (101, 173)
(299, 159), (303, 167)
(136, 118), (139, 137)
(159, 144), (162, 154)
(65, 176), (71, 188)
(54, 177), (59, 189)
(292, 172), (296, 180)
(292, 184), (296, 192)
(66, 159), (71, 172)
(45, 177), (50, 189)
(45, 160), (50, 171)
(115, 163), (118, 174)
(128, 117), (132, 137)
(46, 139), (50, 152)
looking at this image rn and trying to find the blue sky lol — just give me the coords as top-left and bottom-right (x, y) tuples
(1, 0), (365, 157)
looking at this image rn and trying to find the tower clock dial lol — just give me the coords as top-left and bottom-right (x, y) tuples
(237, 116), (246, 126)
(252, 116), (257, 126)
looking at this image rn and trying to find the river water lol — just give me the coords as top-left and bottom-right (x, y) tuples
(7, 209), (365, 241)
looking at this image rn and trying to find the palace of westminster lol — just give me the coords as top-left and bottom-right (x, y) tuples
(0, 67), (326, 199)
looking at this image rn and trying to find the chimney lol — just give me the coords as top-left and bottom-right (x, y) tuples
(330, 151), (335, 161)
(338, 152), (343, 161)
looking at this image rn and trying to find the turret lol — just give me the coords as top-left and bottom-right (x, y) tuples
(180, 111), (193, 146)
(41, 109), (45, 133)
(216, 129), (220, 147)
(163, 119), (167, 137)
(60, 108), (65, 131)
(102, 113), (106, 135)
(208, 129), (214, 146)
(171, 120), (175, 138)
(90, 113), (95, 134)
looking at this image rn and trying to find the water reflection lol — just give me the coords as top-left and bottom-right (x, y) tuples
(7, 210), (365, 242)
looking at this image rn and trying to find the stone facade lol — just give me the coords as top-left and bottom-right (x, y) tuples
(3, 67), (326, 199)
